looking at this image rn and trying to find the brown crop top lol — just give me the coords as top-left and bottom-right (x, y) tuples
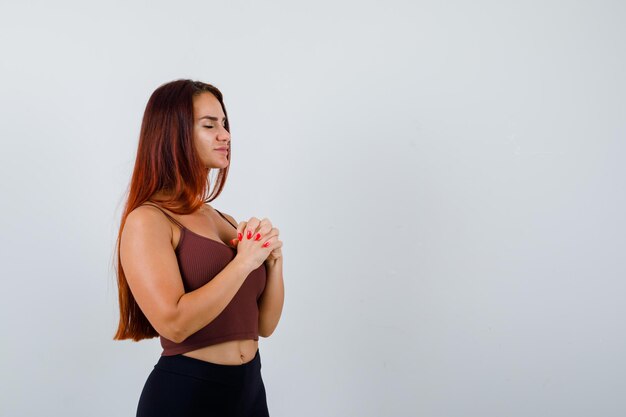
(141, 202), (267, 356)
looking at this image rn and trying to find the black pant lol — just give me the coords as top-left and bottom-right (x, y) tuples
(136, 348), (270, 417)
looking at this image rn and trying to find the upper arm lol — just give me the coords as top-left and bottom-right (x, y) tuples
(120, 206), (185, 341)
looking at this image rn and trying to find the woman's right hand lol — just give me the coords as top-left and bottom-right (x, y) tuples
(233, 216), (278, 271)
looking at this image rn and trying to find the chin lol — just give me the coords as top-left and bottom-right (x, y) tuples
(210, 160), (229, 169)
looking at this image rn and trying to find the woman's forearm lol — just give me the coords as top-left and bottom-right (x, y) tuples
(258, 258), (285, 337)
(170, 256), (254, 342)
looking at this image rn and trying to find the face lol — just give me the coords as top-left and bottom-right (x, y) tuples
(192, 92), (231, 169)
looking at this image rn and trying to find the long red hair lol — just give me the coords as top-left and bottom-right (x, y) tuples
(113, 79), (231, 341)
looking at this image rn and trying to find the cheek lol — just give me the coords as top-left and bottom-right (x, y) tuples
(193, 139), (207, 158)
(198, 131), (216, 145)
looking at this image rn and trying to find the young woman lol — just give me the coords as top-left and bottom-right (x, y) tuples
(113, 79), (284, 417)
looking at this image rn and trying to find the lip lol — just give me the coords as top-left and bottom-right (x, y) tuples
(216, 149), (229, 154)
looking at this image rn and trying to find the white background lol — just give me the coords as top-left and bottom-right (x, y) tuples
(1, 1), (625, 416)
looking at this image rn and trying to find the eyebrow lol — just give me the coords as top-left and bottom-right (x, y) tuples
(198, 115), (226, 122)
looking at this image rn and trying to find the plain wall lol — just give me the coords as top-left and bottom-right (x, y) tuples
(1, 0), (625, 416)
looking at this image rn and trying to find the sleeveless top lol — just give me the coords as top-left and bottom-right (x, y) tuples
(141, 202), (267, 356)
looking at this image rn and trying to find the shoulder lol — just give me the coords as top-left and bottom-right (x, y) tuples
(127, 204), (166, 223)
(211, 206), (238, 228)
(221, 211), (238, 228)
(123, 204), (173, 239)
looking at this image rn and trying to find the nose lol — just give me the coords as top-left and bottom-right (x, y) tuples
(218, 124), (230, 142)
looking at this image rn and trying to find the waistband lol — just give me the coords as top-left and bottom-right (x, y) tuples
(153, 348), (261, 385)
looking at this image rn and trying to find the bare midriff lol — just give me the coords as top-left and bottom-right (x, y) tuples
(182, 339), (259, 365)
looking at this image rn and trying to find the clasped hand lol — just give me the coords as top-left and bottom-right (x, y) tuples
(229, 217), (282, 267)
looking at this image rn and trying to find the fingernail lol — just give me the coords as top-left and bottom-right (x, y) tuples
(231, 238), (237, 246)
(262, 241), (270, 248)
(247, 230), (252, 239)
(255, 233), (261, 241)
(238, 233), (243, 241)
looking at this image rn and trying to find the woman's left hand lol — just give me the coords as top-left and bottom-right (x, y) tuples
(230, 217), (283, 264)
